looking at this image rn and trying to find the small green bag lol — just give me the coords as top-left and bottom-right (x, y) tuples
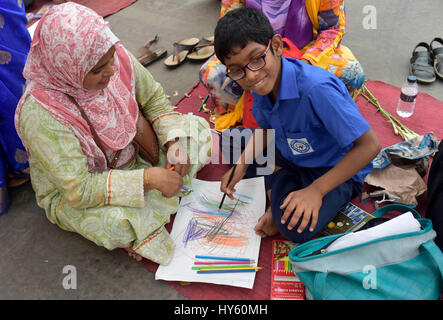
(289, 204), (443, 300)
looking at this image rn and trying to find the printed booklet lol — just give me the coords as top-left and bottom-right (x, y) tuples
(270, 240), (305, 300)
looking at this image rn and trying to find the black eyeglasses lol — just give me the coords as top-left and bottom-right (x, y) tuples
(226, 40), (271, 81)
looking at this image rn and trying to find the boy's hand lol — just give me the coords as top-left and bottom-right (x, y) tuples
(220, 164), (247, 200)
(279, 185), (323, 233)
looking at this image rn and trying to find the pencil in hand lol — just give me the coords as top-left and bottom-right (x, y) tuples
(168, 166), (190, 192)
(218, 164), (237, 210)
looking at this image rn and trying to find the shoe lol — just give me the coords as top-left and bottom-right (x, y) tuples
(137, 35), (167, 67)
(410, 42), (436, 83)
(430, 37), (443, 79)
(187, 36), (215, 61)
(163, 37), (200, 68)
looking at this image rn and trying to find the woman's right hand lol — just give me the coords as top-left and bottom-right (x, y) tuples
(220, 164), (247, 200)
(144, 167), (183, 198)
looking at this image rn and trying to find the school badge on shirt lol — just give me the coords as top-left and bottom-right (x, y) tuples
(287, 138), (314, 155)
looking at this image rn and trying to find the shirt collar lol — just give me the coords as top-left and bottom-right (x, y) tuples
(278, 57), (299, 100)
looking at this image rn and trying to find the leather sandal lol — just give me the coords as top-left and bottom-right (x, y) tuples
(137, 35), (167, 66)
(410, 42), (436, 83)
(430, 37), (443, 79)
(187, 36), (215, 61)
(163, 37), (200, 68)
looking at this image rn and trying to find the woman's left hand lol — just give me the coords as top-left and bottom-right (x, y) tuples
(165, 139), (190, 177)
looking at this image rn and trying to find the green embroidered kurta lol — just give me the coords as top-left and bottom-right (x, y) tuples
(18, 56), (212, 265)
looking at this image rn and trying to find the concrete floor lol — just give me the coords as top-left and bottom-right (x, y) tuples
(1, 0), (442, 300)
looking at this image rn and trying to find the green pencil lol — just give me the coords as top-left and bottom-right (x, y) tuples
(198, 93), (210, 111)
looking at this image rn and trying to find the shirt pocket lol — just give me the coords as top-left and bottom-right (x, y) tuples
(283, 129), (318, 159)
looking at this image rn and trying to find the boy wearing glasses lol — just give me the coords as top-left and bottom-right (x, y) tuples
(218, 7), (381, 243)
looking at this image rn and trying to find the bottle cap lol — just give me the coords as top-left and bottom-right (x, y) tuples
(407, 75), (417, 83)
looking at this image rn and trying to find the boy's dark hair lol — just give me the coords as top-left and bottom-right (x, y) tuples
(214, 7), (275, 64)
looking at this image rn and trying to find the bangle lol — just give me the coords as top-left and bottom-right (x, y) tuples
(144, 168), (150, 190)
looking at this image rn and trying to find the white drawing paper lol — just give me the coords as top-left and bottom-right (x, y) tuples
(155, 177), (265, 289)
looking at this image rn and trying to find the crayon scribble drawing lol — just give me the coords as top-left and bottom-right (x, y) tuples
(182, 191), (253, 252)
(155, 177), (265, 289)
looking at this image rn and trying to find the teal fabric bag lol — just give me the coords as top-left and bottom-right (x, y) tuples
(289, 204), (443, 300)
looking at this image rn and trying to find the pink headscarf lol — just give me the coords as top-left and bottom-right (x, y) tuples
(15, 3), (139, 173)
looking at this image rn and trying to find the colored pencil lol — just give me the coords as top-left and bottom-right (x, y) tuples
(192, 265), (253, 270)
(194, 261), (252, 265)
(198, 93), (210, 111)
(195, 255), (254, 262)
(168, 166), (190, 191)
(218, 164), (237, 211)
(199, 267), (261, 271)
(197, 269), (259, 274)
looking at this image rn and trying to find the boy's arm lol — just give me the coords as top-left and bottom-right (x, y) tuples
(281, 128), (381, 233)
(220, 126), (266, 197)
(311, 128), (380, 197)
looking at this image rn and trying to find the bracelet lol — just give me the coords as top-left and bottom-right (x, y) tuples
(144, 168), (150, 190)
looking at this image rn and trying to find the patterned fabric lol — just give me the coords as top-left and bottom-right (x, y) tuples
(18, 53), (212, 265)
(15, 3), (139, 173)
(0, 0), (31, 214)
(303, 0), (365, 89)
(15, 3), (213, 264)
(220, 0), (246, 17)
(199, 0), (364, 118)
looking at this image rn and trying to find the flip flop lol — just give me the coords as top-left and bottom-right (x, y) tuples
(164, 37), (200, 68)
(137, 35), (167, 66)
(409, 42), (436, 83)
(187, 36), (215, 61)
(430, 37), (443, 79)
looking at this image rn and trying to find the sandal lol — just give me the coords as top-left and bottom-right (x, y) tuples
(137, 35), (167, 66)
(410, 42), (436, 83)
(164, 37), (200, 68)
(430, 37), (443, 79)
(187, 36), (215, 61)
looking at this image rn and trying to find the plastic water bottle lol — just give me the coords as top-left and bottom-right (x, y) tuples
(396, 75), (418, 118)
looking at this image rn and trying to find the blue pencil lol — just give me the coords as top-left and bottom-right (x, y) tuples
(197, 269), (258, 274)
(195, 255), (254, 262)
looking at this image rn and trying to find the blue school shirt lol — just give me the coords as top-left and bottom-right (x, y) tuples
(251, 57), (372, 185)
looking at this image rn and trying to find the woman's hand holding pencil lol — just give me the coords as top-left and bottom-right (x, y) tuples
(165, 139), (190, 177)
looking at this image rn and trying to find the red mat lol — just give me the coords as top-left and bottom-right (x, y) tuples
(26, 0), (137, 17)
(139, 80), (443, 300)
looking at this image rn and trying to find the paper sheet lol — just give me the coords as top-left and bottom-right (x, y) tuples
(155, 177), (265, 289)
(326, 212), (421, 252)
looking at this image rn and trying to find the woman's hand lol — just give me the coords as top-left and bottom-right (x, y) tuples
(165, 139), (190, 177)
(144, 167), (183, 198)
(220, 164), (248, 200)
(279, 184), (323, 233)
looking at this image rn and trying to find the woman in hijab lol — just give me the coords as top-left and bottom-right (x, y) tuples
(15, 3), (212, 265)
